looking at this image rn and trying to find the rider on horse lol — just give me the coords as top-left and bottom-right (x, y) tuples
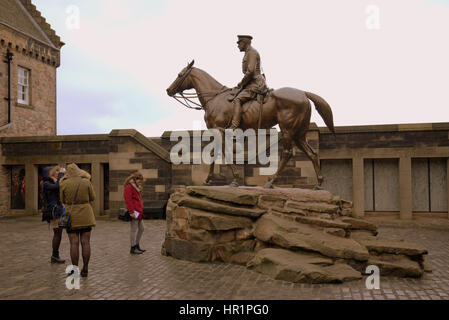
(228, 35), (269, 129)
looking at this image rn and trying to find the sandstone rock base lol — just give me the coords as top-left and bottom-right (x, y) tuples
(162, 186), (429, 284)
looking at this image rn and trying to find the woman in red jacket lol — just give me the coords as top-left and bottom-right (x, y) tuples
(124, 172), (145, 254)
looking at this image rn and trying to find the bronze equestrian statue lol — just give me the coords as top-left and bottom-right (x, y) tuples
(166, 35), (335, 189)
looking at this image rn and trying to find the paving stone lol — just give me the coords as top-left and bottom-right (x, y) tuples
(0, 216), (448, 300)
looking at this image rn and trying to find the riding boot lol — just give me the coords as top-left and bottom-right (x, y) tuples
(230, 100), (242, 129)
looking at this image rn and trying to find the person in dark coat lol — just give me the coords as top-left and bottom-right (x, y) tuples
(42, 165), (66, 264)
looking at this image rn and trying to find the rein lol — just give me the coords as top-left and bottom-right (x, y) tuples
(173, 87), (229, 111)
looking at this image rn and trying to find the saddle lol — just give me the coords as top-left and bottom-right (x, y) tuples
(227, 88), (272, 106)
(237, 89), (274, 129)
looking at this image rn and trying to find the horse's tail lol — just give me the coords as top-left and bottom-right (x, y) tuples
(305, 91), (335, 134)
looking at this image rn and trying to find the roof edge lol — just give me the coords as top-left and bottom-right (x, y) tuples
(18, 0), (64, 49)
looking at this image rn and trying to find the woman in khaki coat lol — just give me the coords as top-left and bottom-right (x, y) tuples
(60, 163), (96, 277)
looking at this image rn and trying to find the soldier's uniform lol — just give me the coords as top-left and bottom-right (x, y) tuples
(229, 35), (268, 129)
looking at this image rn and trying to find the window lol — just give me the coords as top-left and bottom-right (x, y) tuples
(18, 67), (30, 105)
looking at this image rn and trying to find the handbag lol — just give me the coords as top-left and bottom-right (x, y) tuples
(59, 181), (81, 229)
(42, 205), (57, 223)
(41, 207), (51, 223)
(118, 208), (132, 222)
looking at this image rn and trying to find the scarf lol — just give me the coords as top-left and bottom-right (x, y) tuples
(130, 181), (143, 194)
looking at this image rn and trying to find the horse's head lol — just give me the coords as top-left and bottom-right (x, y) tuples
(166, 60), (195, 97)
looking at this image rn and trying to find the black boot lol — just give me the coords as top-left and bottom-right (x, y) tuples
(51, 251), (65, 264)
(136, 244), (146, 252)
(229, 100), (242, 129)
(130, 245), (143, 254)
(81, 267), (88, 278)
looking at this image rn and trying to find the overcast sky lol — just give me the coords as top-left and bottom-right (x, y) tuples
(34, 0), (449, 137)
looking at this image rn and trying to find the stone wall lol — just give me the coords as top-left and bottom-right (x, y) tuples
(0, 25), (60, 137)
(0, 135), (110, 216)
(319, 124), (449, 218)
(1, 123), (449, 218)
(108, 131), (171, 215)
(165, 127), (320, 188)
(320, 124), (449, 150)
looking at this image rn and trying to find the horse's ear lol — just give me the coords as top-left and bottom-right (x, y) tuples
(188, 60), (195, 69)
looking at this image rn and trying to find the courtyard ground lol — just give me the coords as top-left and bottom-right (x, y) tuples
(0, 216), (448, 300)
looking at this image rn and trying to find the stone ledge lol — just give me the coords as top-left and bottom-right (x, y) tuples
(0, 134), (109, 143)
(319, 122), (449, 134)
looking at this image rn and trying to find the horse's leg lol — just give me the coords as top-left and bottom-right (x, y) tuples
(204, 127), (224, 186)
(264, 132), (293, 189)
(223, 129), (239, 187)
(204, 158), (215, 186)
(205, 127), (239, 187)
(295, 135), (324, 188)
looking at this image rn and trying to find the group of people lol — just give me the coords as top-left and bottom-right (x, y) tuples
(42, 163), (146, 278)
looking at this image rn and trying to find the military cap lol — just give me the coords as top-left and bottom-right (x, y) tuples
(237, 35), (253, 43)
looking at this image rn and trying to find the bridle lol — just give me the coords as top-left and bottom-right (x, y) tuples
(170, 66), (229, 111)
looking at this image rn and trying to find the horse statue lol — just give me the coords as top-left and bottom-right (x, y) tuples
(166, 60), (335, 189)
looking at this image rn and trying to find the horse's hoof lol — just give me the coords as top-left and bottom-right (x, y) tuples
(313, 185), (324, 191)
(203, 179), (213, 186)
(229, 180), (239, 188)
(264, 181), (274, 189)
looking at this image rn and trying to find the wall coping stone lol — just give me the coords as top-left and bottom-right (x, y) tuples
(0, 134), (109, 143)
(109, 129), (171, 163)
(319, 122), (449, 134)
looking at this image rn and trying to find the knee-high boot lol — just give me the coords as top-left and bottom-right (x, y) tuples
(230, 100), (242, 129)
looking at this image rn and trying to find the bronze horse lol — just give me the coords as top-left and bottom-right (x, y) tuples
(166, 60), (335, 188)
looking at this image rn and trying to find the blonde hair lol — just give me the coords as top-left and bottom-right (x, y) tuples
(124, 172), (144, 188)
(49, 165), (61, 178)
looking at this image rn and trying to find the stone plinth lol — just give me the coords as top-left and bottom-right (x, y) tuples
(161, 186), (429, 284)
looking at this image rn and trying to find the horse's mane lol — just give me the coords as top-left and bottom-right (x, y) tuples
(192, 67), (229, 90)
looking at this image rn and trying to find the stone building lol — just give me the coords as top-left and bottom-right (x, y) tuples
(0, 0), (63, 136)
(0, 1), (448, 221)
(0, 0), (63, 215)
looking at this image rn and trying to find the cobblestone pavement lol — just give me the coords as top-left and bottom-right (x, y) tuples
(0, 216), (448, 300)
